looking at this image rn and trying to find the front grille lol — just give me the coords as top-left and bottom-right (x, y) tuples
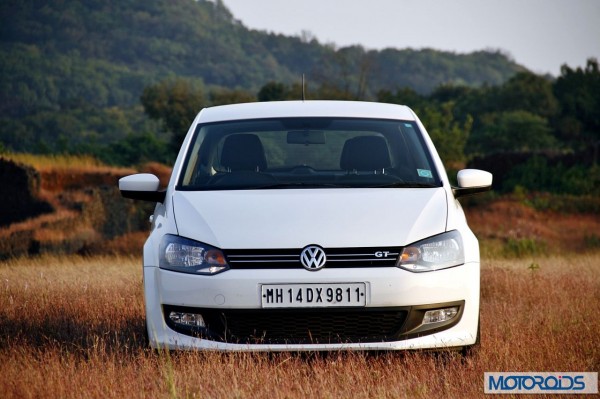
(165, 306), (408, 344)
(225, 247), (402, 269)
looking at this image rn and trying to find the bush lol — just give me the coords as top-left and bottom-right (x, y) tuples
(523, 193), (600, 214)
(584, 234), (600, 249)
(502, 156), (599, 195)
(503, 237), (547, 258)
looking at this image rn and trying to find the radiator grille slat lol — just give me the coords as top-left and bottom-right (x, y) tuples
(225, 247), (402, 269)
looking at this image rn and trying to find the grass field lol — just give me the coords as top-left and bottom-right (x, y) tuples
(1, 254), (598, 398)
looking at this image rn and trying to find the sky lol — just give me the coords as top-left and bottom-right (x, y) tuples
(221, 0), (600, 77)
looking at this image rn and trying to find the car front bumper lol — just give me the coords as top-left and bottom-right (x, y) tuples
(143, 263), (480, 351)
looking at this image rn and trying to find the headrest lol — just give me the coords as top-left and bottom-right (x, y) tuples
(340, 136), (391, 171)
(220, 134), (267, 171)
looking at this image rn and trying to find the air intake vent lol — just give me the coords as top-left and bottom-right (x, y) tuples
(164, 306), (409, 344)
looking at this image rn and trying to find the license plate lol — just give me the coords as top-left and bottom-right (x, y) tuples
(261, 283), (366, 308)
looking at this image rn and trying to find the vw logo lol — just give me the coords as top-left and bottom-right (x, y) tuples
(300, 245), (327, 271)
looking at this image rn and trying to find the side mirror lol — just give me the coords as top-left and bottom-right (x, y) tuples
(119, 173), (166, 202)
(452, 169), (493, 198)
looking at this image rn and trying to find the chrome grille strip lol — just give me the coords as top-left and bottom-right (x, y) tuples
(225, 247), (402, 269)
(328, 258), (394, 262)
(229, 260), (298, 263)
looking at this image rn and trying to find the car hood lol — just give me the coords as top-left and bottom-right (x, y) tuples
(172, 188), (447, 249)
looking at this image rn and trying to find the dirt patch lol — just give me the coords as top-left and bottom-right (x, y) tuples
(2, 156), (598, 258)
(464, 198), (600, 252)
(0, 158), (53, 226)
(40, 169), (132, 192)
(1, 162), (160, 258)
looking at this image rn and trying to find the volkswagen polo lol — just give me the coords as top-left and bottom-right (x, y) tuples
(119, 100), (492, 351)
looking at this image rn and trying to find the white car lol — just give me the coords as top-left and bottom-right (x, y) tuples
(119, 100), (492, 352)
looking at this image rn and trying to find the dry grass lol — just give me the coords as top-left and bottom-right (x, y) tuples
(2, 153), (124, 173)
(0, 209), (79, 238)
(465, 198), (600, 254)
(0, 254), (598, 398)
(3, 153), (169, 184)
(2, 152), (136, 194)
(0, 153), (156, 258)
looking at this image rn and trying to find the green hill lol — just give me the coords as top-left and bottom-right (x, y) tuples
(0, 0), (526, 155)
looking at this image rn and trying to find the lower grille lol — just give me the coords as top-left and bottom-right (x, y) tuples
(164, 306), (408, 344)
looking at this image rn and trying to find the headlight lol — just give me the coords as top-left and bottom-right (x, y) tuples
(159, 235), (229, 275)
(397, 230), (464, 272)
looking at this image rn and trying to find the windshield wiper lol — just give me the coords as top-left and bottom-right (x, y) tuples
(251, 182), (351, 189)
(369, 182), (441, 188)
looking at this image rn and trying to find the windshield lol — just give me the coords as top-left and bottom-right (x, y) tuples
(177, 117), (441, 190)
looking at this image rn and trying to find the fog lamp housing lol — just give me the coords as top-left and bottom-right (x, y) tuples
(168, 311), (206, 328)
(423, 307), (458, 324)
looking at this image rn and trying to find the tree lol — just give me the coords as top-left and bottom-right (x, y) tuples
(419, 102), (472, 165)
(553, 58), (600, 148)
(469, 110), (556, 155)
(258, 82), (288, 102)
(140, 78), (206, 152)
(257, 81), (303, 101)
(377, 87), (426, 109)
(429, 84), (474, 105)
(377, 89), (470, 165)
(497, 72), (558, 119)
(209, 88), (255, 106)
(104, 132), (171, 166)
(314, 83), (357, 100)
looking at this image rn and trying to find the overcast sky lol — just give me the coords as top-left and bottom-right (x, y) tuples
(221, 0), (600, 76)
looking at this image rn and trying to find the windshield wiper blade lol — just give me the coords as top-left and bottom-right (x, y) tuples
(370, 182), (440, 188)
(251, 182), (351, 189)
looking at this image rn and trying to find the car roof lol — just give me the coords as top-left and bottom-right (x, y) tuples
(196, 100), (416, 124)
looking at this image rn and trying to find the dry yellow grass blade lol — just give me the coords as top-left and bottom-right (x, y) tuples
(0, 254), (598, 398)
(2, 153), (135, 174)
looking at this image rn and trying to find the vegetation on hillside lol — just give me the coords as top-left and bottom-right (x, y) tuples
(1, 0), (523, 157)
(0, 0), (598, 197)
(378, 61), (600, 194)
(137, 60), (600, 195)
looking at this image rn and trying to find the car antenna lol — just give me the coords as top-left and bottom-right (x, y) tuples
(302, 74), (306, 101)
